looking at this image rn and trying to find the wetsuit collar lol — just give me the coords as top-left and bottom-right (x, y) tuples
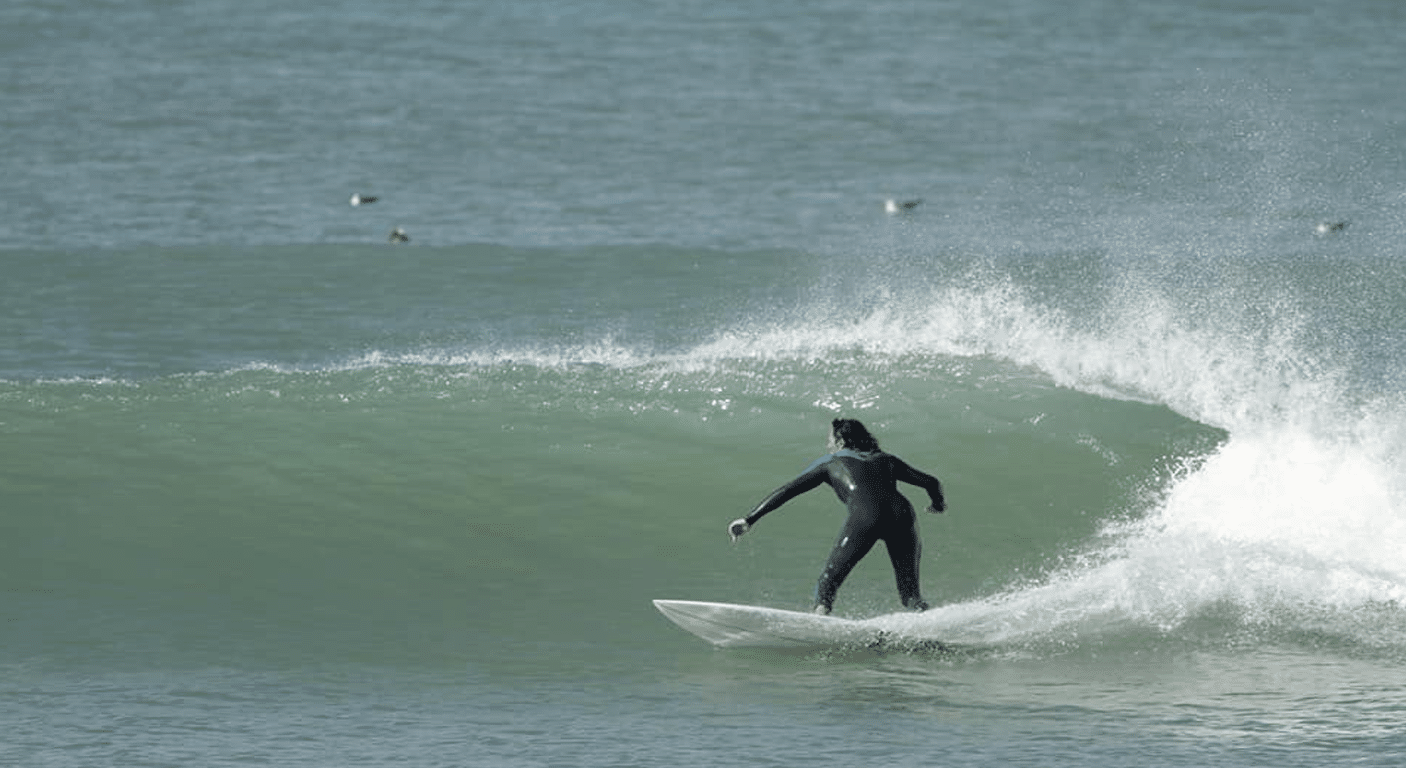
(804, 449), (878, 471)
(830, 449), (877, 460)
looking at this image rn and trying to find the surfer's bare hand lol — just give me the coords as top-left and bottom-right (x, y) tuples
(728, 518), (750, 541)
(926, 501), (945, 514)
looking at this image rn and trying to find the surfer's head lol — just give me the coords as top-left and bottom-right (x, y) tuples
(829, 418), (880, 453)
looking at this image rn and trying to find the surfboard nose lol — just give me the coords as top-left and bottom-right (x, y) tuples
(653, 599), (879, 648)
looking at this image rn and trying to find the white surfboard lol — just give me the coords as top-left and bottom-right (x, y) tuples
(653, 599), (876, 648)
(653, 599), (906, 649)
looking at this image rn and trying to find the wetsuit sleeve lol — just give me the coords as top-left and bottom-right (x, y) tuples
(743, 465), (828, 526)
(892, 456), (945, 511)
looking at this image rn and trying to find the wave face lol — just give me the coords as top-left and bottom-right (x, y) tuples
(4, 239), (1405, 670)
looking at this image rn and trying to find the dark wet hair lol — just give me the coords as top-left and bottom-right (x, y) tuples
(831, 418), (880, 453)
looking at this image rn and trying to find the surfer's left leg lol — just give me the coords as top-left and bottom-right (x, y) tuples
(814, 524), (877, 614)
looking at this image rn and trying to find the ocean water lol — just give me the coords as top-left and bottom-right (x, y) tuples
(5, 0), (1406, 765)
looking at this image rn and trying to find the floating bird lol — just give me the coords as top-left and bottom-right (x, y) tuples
(388, 227), (410, 243)
(885, 198), (923, 214)
(1315, 221), (1347, 235)
(349, 193), (378, 206)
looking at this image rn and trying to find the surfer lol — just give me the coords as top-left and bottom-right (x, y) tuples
(728, 418), (946, 615)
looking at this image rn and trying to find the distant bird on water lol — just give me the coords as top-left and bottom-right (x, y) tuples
(885, 198), (923, 214)
(388, 227), (410, 243)
(349, 193), (378, 206)
(1315, 221), (1347, 235)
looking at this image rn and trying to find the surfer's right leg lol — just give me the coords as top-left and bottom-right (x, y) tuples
(813, 525), (876, 614)
(885, 516), (930, 611)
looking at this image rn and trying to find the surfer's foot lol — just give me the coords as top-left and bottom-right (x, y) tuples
(813, 604), (832, 616)
(909, 599), (930, 612)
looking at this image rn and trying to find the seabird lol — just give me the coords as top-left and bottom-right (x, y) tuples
(388, 227), (410, 243)
(1315, 221), (1347, 235)
(349, 193), (378, 206)
(885, 198), (923, 214)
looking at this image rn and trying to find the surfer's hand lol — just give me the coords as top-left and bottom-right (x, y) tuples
(728, 518), (750, 541)
(927, 499), (945, 514)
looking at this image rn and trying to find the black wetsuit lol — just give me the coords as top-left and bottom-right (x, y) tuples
(743, 449), (945, 612)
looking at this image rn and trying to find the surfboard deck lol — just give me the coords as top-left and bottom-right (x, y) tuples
(651, 598), (953, 650)
(653, 599), (876, 648)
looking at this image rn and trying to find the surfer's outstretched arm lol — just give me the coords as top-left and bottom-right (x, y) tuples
(728, 465), (828, 541)
(892, 456), (946, 513)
